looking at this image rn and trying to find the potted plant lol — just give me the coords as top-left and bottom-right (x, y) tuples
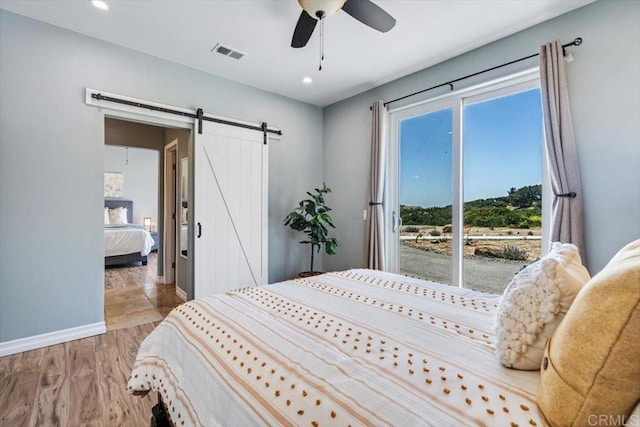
(284, 183), (339, 276)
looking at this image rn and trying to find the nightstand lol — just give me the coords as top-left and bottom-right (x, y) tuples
(150, 231), (158, 252)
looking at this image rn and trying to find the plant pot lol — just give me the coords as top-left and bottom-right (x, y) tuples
(297, 271), (323, 278)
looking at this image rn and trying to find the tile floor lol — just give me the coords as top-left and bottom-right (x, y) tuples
(104, 253), (184, 331)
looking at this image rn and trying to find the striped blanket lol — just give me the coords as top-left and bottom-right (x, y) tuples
(128, 269), (543, 426)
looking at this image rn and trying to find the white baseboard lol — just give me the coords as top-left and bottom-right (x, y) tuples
(175, 286), (187, 301)
(0, 321), (106, 357)
(157, 275), (165, 284)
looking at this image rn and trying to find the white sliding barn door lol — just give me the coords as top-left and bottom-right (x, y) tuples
(194, 121), (268, 298)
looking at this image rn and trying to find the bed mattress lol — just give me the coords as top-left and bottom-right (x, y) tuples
(128, 269), (543, 426)
(104, 225), (154, 257)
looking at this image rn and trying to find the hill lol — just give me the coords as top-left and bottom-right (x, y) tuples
(401, 184), (541, 229)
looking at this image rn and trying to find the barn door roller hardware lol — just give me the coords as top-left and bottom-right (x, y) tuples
(90, 93), (282, 140)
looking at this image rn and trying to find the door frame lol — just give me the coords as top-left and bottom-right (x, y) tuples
(163, 140), (178, 285)
(90, 90), (194, 301)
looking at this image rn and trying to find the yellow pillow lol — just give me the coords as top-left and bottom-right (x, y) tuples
(537, 239), (640, 426)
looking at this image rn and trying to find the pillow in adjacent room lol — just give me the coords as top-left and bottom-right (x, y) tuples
(104, 207), (110, 225)
(495, 242), (590, 370)
(537, 239), (640, 425)
(108, 207), (128, 225)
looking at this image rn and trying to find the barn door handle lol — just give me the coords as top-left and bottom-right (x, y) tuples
(197, 222), (202, 238)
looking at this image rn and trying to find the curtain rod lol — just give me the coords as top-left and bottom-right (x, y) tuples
(372, 37), (582, 110)
(91, 93), (282, 143)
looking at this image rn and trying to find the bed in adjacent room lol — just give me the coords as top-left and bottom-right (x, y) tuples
(127, 241), (640, 426)
(104, 199), (155, 266)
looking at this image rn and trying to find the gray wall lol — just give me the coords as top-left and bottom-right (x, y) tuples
(0, 11), (323, 343)
(104, 146), (159, 226)
(323, 0), (640, 276)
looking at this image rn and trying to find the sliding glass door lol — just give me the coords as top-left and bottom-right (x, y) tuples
(387, 71), (547, 293)
(395, 105), (455, 285)
(462, 88), (544, 293)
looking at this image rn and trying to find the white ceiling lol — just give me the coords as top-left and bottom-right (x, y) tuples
(0, 0), (594, 107)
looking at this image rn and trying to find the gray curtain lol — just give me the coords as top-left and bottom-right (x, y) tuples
(539, 40), (586, 263)
(367, 100), (387, 270)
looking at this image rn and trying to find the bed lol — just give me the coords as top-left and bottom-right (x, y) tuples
(128, 269), (545, 426)
(128, 240), (640, 426)
(105, 199), (155, 266)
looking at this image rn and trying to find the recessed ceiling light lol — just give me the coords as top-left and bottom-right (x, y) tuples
(91, 0), (109, 11)
(302, 77), (312, 84)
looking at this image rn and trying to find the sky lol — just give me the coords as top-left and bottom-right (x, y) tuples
(400, 88), (543, 208)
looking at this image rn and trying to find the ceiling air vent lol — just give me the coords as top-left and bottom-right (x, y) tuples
(211, 43), (245, 60)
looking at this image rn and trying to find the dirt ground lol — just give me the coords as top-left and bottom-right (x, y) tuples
(400, 226), (542, 262)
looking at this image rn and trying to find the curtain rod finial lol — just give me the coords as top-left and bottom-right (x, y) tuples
(574, 37), (582, 46)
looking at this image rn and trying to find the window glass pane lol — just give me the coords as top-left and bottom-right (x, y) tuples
(399, 108), (453, 285)
(462, 88), (543, 293)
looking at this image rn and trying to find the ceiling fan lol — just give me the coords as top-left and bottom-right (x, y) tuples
(291, 0), (397, 49)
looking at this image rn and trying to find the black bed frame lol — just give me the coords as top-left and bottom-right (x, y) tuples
(151, 393), (172, 427)
(104, 199), (148, 266)
(105, 252), (147, 266)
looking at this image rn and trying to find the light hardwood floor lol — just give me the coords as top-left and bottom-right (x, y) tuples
(0, 253), (186, 425)
(0, 323), (158, 426)
(105, 253), (184, 330)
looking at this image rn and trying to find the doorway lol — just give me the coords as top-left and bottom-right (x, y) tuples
(103, 117), (189, 330)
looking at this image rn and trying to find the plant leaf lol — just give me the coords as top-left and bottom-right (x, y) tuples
(284, 184), (338, 263)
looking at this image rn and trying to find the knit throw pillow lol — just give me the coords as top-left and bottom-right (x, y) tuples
(495, 242), (590, 370)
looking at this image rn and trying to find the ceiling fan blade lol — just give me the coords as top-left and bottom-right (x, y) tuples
(342, 0), (396, 33)
(291, 10), (318, 48)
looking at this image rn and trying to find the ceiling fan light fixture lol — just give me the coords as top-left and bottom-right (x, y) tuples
(291, 0), (396, 50)
(297, 0), (347, 19)
(90, 0), (109, 11)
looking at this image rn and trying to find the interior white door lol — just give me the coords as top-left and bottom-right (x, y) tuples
(193, 121), (268, 298)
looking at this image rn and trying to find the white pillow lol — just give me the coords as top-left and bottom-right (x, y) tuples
(108, 207), (128, 225)
(104, 207), (110, 225)
(495, 242), (590, 370)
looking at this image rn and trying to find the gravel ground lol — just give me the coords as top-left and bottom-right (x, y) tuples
(399, 244), (527, 294)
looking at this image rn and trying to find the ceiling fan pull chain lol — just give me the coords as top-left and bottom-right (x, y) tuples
(319, 17), (324, 71)
(322, 17), (325, 62)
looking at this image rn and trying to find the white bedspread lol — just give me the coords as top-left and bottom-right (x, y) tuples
(104, 226), (154, 257)
(129, 269), (544, 426)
